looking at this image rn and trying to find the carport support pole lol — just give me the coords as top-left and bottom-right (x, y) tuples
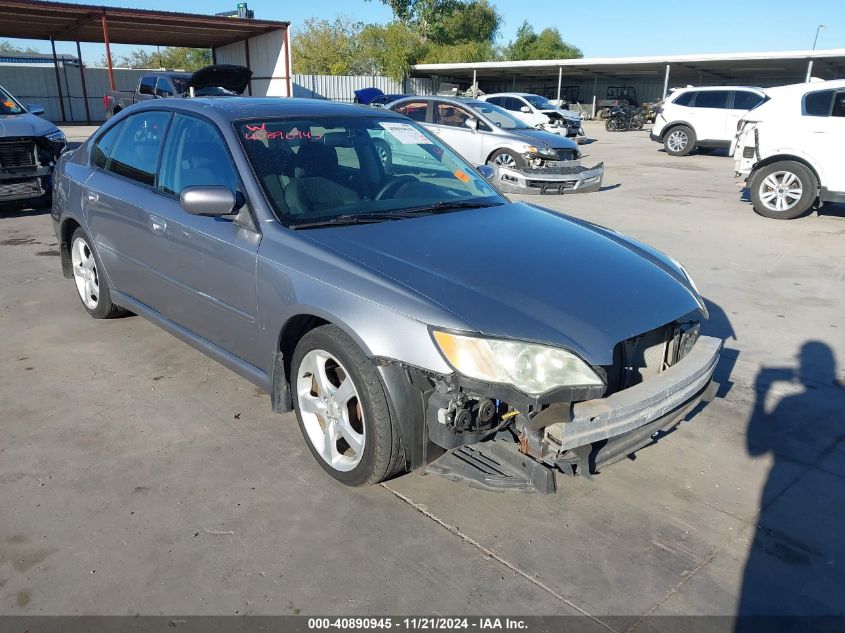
(50, 38), (67, 123)
(244, 39), (252, 96)
(102, 14), (116, 92)
(662, 64), (671, 99)
(76, 40), (91, 125)
(805, 60), (814, 82)
(472, 69), (477, 97)
(556, 66), (562, 103)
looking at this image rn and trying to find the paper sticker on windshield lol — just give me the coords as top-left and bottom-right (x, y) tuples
(379, 122), (429, 145)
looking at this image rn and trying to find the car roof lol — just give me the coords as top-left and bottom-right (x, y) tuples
(483, 93), (540, 98)
(128, 97), (410, 124)
(763, 78), (845, 97)
(674, 85), (766, 93)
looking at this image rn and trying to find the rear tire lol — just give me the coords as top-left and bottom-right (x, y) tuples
(69, 228), (126, 319)
(749, 161), (817, 220)
(664, 125), (695, 156)
(291, 324), (404, 486)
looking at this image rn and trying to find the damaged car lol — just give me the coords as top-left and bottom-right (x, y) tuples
(387, 96), (603, 194)
(53, 98), (719, 492)
(479, 92), (585, 142)
(0, 85), (66, 205)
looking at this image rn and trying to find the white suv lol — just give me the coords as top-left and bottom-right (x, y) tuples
(651, 86), (767, 156)
(733, 79), (845, 219)
(480, 93), (585, 141)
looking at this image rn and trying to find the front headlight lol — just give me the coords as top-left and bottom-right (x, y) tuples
(432, 331), (604, 395)
(46, 130), (66, 145)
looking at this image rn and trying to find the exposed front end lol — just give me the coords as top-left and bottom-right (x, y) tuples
(492, 160), (604, 194)
(0, 134), (65, 203)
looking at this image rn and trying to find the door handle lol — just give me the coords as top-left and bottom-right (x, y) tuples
(149, 215), (167, 235)
(86, 190), (99, 203)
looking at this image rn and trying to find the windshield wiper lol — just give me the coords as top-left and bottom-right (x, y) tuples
(290, 213), (406, 229)
(396, 200), (502, 216)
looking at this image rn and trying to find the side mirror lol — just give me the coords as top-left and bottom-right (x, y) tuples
(27, 104), (45, 116)
(464, 117), (478, 131)
(520, 105), (531, 113)
(180, 186), (239, 216)
(476, 164), (496, 181)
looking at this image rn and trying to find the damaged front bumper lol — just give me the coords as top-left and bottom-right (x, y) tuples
(492, 161), (604, 195)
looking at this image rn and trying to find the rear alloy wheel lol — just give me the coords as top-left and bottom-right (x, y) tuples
(70, 228), (125, 319)
(664, 125), (695, 156)
(291, 325), (403, 485)
(487, 149), (525, 170)
(749, 161), (817, 220)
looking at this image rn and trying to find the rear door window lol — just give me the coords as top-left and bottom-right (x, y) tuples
(103, 111), (170, 186)
(833, 92), (845, 118)
(693, 91), (730, 109)
(804, 90), (834, 116)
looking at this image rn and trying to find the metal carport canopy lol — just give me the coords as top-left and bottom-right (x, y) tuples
(412, 49), (845, 97)
(0, 0), (289, 48)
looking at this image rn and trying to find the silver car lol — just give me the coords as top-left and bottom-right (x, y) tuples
(387, 96), (603, 194)
(52, 98), (718, 492)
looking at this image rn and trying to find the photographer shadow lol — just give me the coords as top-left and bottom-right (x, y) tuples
(736, 341), (845, 628)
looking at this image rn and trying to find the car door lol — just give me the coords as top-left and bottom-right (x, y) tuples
(428, 101), (484, 164)
(84, 110), (177, 312)
(152, 112), (263, 365)
(154, 77), (176, 98)
(689, 90), (731, 142)
(800, 89), (845, 192)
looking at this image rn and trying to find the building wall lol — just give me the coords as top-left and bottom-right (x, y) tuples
(215, 28), (292, 97)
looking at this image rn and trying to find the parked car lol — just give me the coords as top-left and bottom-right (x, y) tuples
(103, 64), (251, 119)
(733, 79), (845, 220)
(52, 97), (719, 491)
(353, 87), (406, 107)
(479, 93), (585, 141)
(387, 96), (603, 194)
(0, 84), (66, 205)
(651, 86), (768, 156)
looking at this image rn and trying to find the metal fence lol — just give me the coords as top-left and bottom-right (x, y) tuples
(0, 64), (436, 123)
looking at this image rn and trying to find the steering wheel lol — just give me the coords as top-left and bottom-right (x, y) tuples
(375, 175), (419, 201)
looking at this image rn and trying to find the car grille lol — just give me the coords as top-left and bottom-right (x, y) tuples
(603, 321), (700, 393)
(0, 139), (36, 168)
(0, 178), (42, 201)
(554, 148), (577, 161)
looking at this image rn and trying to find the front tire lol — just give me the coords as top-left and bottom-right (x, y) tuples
(749, 161), (817, 220)
(487, 149), (525, 170)
(664, 125), (695, 156)
(70, 228), (125, 319)
(291, 325), (403, 486)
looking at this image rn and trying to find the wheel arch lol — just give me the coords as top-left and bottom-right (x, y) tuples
(751, 155), (822, 192)
(59, 217), (81, 278)
(659, 120), (695, 141)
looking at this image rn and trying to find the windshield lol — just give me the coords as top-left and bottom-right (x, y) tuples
(524, 95), (556, 110)
(237, 116), (504, 227)
(0, 86), (24, 115)
(466, 102), (530, 129)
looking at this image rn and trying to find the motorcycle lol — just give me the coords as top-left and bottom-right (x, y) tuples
(605, 105), (645, 132)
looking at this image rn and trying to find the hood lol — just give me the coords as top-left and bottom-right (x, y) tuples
(510, 127), (578, 149)
(0, 111), (59, 137)
(301, 203), (703, 365)
(540, 108), (580, 121)
(188, 64), (252, 95)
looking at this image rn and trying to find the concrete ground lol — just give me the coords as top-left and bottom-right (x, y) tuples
(0, 122), (843, 624)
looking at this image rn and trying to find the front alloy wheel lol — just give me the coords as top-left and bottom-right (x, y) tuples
(749, 161), (816, 220)
(290, 324), (404, 485)
(296, 349), (366, 472)
(757, 171), (802, 214)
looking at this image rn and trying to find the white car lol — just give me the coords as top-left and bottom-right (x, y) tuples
(651, 86), (767, 156)
(733, 79), (845, 220)
(480, 93), (585, 141)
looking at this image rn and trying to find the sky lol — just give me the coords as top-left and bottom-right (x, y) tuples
(5, 0), (845, 63)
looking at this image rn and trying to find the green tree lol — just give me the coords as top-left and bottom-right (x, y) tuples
(291, 17), (372, 75)
(372, 0), (499, 44)
(104, 46), (211, 71)
(504, 21), (582, 61)
(359, 22), (423, 81)
(0, 40), (41, 54)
